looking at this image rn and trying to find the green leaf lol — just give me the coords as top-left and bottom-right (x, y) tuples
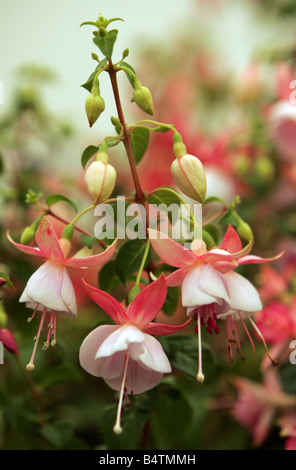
(119, 61), (137, 87)
(93, 29), (118, 60)
(99, 404), (149, 450)
(46, 194), (78, 213)
(219, 207), (241, 227)
(162, 286), (179, 316)
(204, 196), (226, 205)
(41, 422), (73, 449)
(81, 145), (99, 169)
(115, 239), (151, 285)
(150, 384), (192, 449)
(0, 153), (3, 174)
(148, 187), (181, 206)
(160, 333), (216, 382)
(39, 365), (83, 388)
(99, 260), (121, 293)
(81, 233), (97, 249)
(0, 272), (14, 289)
(81, 59), (107, 92)
(130, 127), (150, 164)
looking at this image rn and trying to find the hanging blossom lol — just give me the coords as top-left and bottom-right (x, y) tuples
(79, 274), (191, 435)
(8, 216), (116, 370)
(149, 225), (282, 382)
(232, 369), (296, 447)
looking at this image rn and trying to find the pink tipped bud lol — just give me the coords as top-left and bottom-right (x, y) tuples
(0, 328), (19, 355)
(84, 161), (116, 204)
(85, 93), (105, 127)
(171, 154), (207, 203)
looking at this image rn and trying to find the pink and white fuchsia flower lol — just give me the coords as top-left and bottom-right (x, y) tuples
(79, 274), (191, 435)
(8, 217), (116, 370)
(149, 225), (282, 382)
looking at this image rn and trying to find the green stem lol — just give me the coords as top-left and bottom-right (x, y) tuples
(135, 240), (151, 287)
(69, 204), (95, 226)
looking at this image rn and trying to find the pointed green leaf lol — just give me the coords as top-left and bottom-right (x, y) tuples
(81, 60), (107, 92)
(130, 127), (150, 164)
(93, 29), (118, 60)
(81, 145), (99, 169)
(115, 239), (151, 285)
(46, 194), (78, 213)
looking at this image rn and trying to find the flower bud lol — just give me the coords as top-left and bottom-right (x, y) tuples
(84, 161), (116, 204)
(128, 285), (141, 303)
(237, 221), (254, 242)
(171, 154), (207, 203)
(132, 85), (154, 115)
(85, 93), (105, 127)
(20, 226), (36, 245)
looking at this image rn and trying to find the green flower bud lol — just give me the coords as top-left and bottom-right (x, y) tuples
(84, 161), (116, 204)
(237, 221), (254, 242)
(20, 214), (44, 245)
(20, 226), (36, 245)
(85, 93), (105, 127)
(61, 224), (74, 241)
(132, 85), (154, 116)
(171, 154), (207, 203)
(128, 285), (141, 303)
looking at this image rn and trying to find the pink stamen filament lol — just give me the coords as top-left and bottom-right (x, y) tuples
(246, 312), (278, 366)
(26, 307), (47, 371)
(196, 314), (205, 383)
(27, 303), (39, 323)
(113, 351), (130, 435)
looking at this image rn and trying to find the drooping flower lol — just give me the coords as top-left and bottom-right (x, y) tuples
(149, 225), (282, 381)
(8, 216), (116, 370)
(79, 274), (191, 434)
(256, 297), (296, 370)
(232, 369), (296, 447)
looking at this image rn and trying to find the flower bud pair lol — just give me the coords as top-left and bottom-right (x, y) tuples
(171, 153), (207, 204)
(84, 160), (116, 204)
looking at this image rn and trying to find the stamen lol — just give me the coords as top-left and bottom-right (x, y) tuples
(26, 307), (47, 371)
(51, 311), (57, 346)
(238, 312), (256, 357)
(227, 317), (234, 363)
(196, 314), (205, 383)
(113, 351), (130, 435)
(246, 313), (278, 366)
(27, 303), (39, 322)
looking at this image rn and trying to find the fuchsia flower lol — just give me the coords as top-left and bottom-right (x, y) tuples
(8, 216), (116, 370)
(233, 369), (296, 447)
(256, 297), (296, 370)
(149, 225), (282, 381)
(79, 274), (191, 435)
